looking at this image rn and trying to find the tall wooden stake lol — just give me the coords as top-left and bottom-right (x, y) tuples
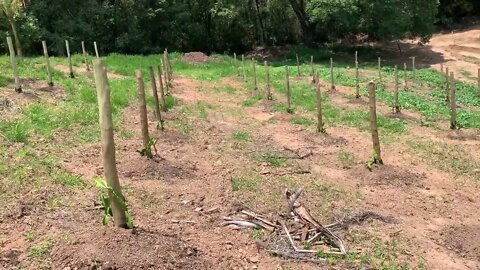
(81, 41), (90, 71)
(368, 81), (382, 164)
(65, 40), (74, 78)
(252, 58), (258, 90)
(135, 70), (150, 148)
(7, 36), (21, 93)
(42, 41), (54, 87)
(234, 53), (239, 76)
(355, 51), (359, 98)
(296, 54), (300, 76)
(394, 65), (400, 113)
(378, 57), (382, 83)
(403, 63), (408, 91)
(157, 65), (167, 112)
(285, 66), (292, 113)
(94, 41), (99, 58)
(93, 59), (128, 229)
(450, 72), (457, 129)
(310, 56), (315, 83)
(149, 66), (164, 130)
(316, 74), (325, 133)
(330, 57), (335, 90)
(477, 68), (480, 93)
(265, 61), (272, 100)
(242, 55), (247, 82)
(412, 56), (416, 80)
(445, 67), (450, 102)
(162, 59), (170, 94)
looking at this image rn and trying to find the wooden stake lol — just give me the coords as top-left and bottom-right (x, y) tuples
(94, 41), (99, 58)
(81, 41), (90, 71)
(330, 57), (335, 90)
(162, 58), (170, 94)
(477, 68), (480, 93)
(157, 65), (167, 112)
(316, 74), (324, 133)
(449, 72), (457, 129)
(440, 63), (444, 74)
(285, 66), (292, 113)
(445, 67), (450, 102)
(368, 81), (382, 164)
(242, 55), (247, 82)
(42, 41), (54, 87)
(234, 53), (239, 76)
(394, 65), (400, 113)
(355, 52), (359, 98)
(310, 56), (315, 83)
(296, 54), (300, 76)
(65, 40), (74, 78)
(378, 57), (382, 83)
(135, 70), (150, 148)
(166, 49), (173, 77)
(252, 58), (257, 90)
(403, 63), (408, 91)
(412, 56), (416, 80)
(149, 66), (163, 130)
(6, 36), (21, 93)
(93, 59), (128, 228)
(265, 61), (272, 100)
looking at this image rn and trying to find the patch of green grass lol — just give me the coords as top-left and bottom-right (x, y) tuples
(232, 131), (250, 141)
(0, 120), (30, 143)
(242, 93), (264, 107)
(52, 171), (85, 187)
(164, 95), (177, 110)
(272, 102), (287, 112)
(231, 174), (259, 192)
(119, 129), (134, 139)
(337, 150), (357, 168)
(254, 152), (286, 167)
(27, 238), (55, 259)
(25, 231), (35, 242)
(213, 85), (237, 94)
(251, 228), (264, 240)
(290, 117), (315, 126)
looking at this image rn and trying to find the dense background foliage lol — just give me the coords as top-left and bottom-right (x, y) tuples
(0, 0), (478, 55)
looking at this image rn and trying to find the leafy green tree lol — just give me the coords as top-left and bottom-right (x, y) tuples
(1, 0), (24, 56)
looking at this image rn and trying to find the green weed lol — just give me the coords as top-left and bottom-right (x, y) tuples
(232, 131), (250, 141)
(231, 174), (259, 192)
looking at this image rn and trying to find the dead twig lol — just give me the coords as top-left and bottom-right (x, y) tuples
(325, 211), (397, 230)
(241, 210), (277, 231)
(268, 250), (326, 263)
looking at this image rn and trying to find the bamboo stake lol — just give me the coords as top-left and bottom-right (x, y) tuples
(94, 41), (99, 58)
(242, 55), (247, 82)
(296, 54), (300, 76)
(149, 66), (163, 130)
(7, 36), (21, 93)
(93, 59), (128, 228)
(378, 57), (382, 83)
(285, 66), (292, 113)
(368, 81), (382, 164)
(445, 67), (450, 102)
(403, 63), (408, 91)
(81, 41), (90, 71)
(394, 65), (400, 113)
(265, 61), (272, 100)
(65, 40), (74, 78)
(252, 58), (257, 90)
(355, 51), (359, 98)
(157, 65), (167, 112)
(316, 74), (325, 133)
(42, 41), (54, 87)
(135, 70), (150, 148)
(450, 72), (457, 129)
(330, 57), (335, 90)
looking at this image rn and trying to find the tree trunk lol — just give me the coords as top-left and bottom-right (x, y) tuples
(135, 70), (150, 148)
(368, 81), (382, 165)
(9, 18), (22, 58)
(253, 0), (266, 45)
(149, 66), (163, 130)
(287, 0), (314, 44)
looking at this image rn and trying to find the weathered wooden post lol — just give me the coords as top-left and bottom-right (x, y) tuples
(285, 66), (292, 113)
(310, 56), (315, 83)
(403, 63), (408, 91)
(355, 51), (359, 98)
(93, 59), (128, 229)
(316, 73), (325, 133)
(412, 56), (416, 80)
(330, 57), (335, 90)
(81, 41), (90, 71)
(157, 65), (167, 112)
(94, 41), (99, 58)
(296, 54), (300, 76)
(149, 66), (164, 130)
(65, 40), (74, 78)
(378, 57), (382, 83)
(477, 68), (480, 93)
(445, 67), (450, 102)
(449, 72), (457, 129)
(394, 65), (400, 113)
(162, 59), (170, 95)
(234, 53), (239, 76)
(368, 81), (383, 164)
(7, 36), (21, 93)
(440, 63), (444, 74)
(164, 49), (172, 78)
(135, 70), (151, 148)
(252, 58), (258, 90)
(265, 61), (272, 100)
(242, 55), (247, 82)
(42, 41), (54, 87)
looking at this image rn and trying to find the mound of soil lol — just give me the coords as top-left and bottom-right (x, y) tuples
(183, 52), (213, 64)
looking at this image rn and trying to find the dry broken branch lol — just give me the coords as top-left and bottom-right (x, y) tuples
(325, 211), (397, 230)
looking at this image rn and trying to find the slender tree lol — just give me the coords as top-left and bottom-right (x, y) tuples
(1, 0), (23, 57)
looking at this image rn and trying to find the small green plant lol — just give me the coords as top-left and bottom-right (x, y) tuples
(230, 175), (259, 192)
(25, 231), (35, 242)
(52, 171), (85, 187)
(337, 150), (357, 168)
(242, 93), (264, 106)
(251, 228), (263, 239)
(254, 152), (286, 167)
(27, 238), (55, 259)
(95, 178), (133, 229)
(137, 138), (158, 159)
(290, 117), (315, 126)
(232, 131), (250, 141)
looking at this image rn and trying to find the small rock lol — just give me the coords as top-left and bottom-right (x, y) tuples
(248, 256), (260, 263)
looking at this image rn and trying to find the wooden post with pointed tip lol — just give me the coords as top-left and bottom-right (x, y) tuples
(81, 41), (90, 71)
(265, 61), (272, 100)
(330, 57), (335, 90)
(93, 59), (128, 229)
(403, 63), (408, 91)
(285, 66), (292, 113)
(355, 51), (359, 98)
(135, 70), (150, 148)
(157, 65), (167, 112)
(368, 81), (382, 164)
(412, 56), (416, 80)
(7, 36), (21, 93)
(42, 41), (54, 87)
(149, 67), (164, 130)
(394, 65), (400, 113)
(252, 58), (257, 90)
(94, 41), (99, 58)
(65, 40), (74, 78)
(450, 72), (457, 129)
(242, 55), (247, 82)
(378, 57), (382, 83)
(316, 74), (325, 133)
(445, 67), (450, 102)
(296, 54), (300, 76)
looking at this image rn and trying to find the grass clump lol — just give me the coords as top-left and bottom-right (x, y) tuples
(242, 93), (264, 107)
(254, 152), (286, 167)
(231, 174), (259, 192)
(232, 131), (250, 141)
(290, 117), (315, 126)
